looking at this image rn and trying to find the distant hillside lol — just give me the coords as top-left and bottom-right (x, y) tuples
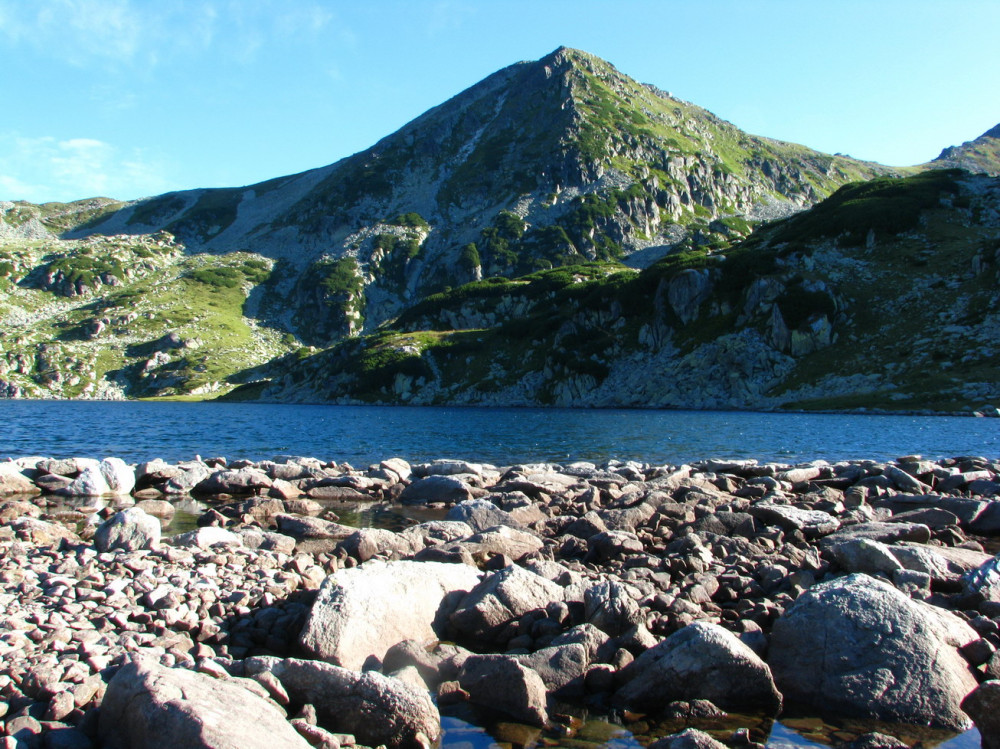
(931, 124), (1000, 176)
(252, 169), (1000, 413)
(0, 47), (997, 410)
(66, 47), (896, 344)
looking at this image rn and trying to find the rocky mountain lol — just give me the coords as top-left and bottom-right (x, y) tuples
(932, 124), (1000, 176)
(0, 47), (996, 409)
(66, 47), (896, 341)
(253, 169), (1000, 412)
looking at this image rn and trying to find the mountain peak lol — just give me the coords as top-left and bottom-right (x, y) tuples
(932, 123), (1000, 176)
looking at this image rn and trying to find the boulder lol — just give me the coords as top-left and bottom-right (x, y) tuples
(446, 498), (521, 533)
(399, 520), (475, 550)
(450, 565), (565, 645)
(649, 728), (729, 749)
(399, 474), (474, 505)
(98, 657), (309, 749)
(95, 507), (160, 552)
(514, 643), (589, 693)
(883, 464), (931, 494)
(0, 463), (41, 496)
(962, 680), (1000, 749)
(460, 525), (543, 560)
(237, 528), (297, 555)
(768, 573), (978, 729)
(172, 527), (244, 550)
(819, 521), (930, 552)
(748, 502), (839, 537)
(338, 528), (414, 562)
(274, 514), (356, 553)
(246, 657), (439, 749)
(161, 462), (213, 494)
(585, 580), (643, 637)
(9, 517), (81, 546)
(586, 530), (644, 561)
(100, 457), (136, 495)
(299, 560), (482, 670)
(457, 654), (549, 726)
(829, 538), (904, 576)
(614, 622), (781, 714)
(195, 468), (273, 495)
(234, 497), (286, 526)
(57, 465), (112, 497)
(550, 623), (613, 662)
(135, 499), (175, 518)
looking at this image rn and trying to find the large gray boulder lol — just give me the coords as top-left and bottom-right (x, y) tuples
(0, 463), (41, 496)
(768, 573), (979, 729)
(99, 657), (309, 749)
(748, 501), (839, 537)
(460, 525), (543, 560)
(449, 564), (565, 645)
(100, 457), (136, 496)
(338, 527), (414, 562)
(819, 521), (930, 552)
(57, 464), (112, 496)
(585, 580), (643, 636)
(195, 467), (273, 495)
(299, 560), (482, 670)
(399, 520), (475, 551)
(399, 474), (474, 505)
(614, 622), (781, 714)
(962, 680), (1000, 749)
(246, 657), (439, 749)
(457, 654), (549, 726)
(649, 728), (729, 749)
(515, 643), (589, 693)
(446, 498), (521, 533)
(95, 507), (161, 552)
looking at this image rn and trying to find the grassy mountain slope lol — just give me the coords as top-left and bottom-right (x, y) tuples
(253, 169), (1000, 412)
(0, 217), (293, 398)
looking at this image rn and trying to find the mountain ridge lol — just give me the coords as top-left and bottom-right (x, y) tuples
(1, 47), (998, 410)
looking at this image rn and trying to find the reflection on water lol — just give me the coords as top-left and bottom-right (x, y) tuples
(440, 710), (980, 749)
(325, 501), (448, 531)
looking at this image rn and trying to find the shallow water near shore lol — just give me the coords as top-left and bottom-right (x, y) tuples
(1, 401), (998, 466)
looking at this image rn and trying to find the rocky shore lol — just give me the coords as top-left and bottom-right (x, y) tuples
(4, 452), (1000, 749)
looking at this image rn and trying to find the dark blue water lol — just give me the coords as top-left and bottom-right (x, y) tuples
(0, 401), (996, 465)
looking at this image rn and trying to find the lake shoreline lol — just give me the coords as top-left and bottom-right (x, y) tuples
(7, 393), (996, 419)
(1, 452), (997, 748)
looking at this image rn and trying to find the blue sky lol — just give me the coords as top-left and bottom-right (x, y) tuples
(1, 0), (998, 204)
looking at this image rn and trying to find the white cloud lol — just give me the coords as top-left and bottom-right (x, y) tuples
(0, 133), (178, 203)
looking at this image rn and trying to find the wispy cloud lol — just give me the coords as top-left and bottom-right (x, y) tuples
(0, 134), (177, 203)
(0, 0), (145, 65)
(0, 0), (337, 68)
